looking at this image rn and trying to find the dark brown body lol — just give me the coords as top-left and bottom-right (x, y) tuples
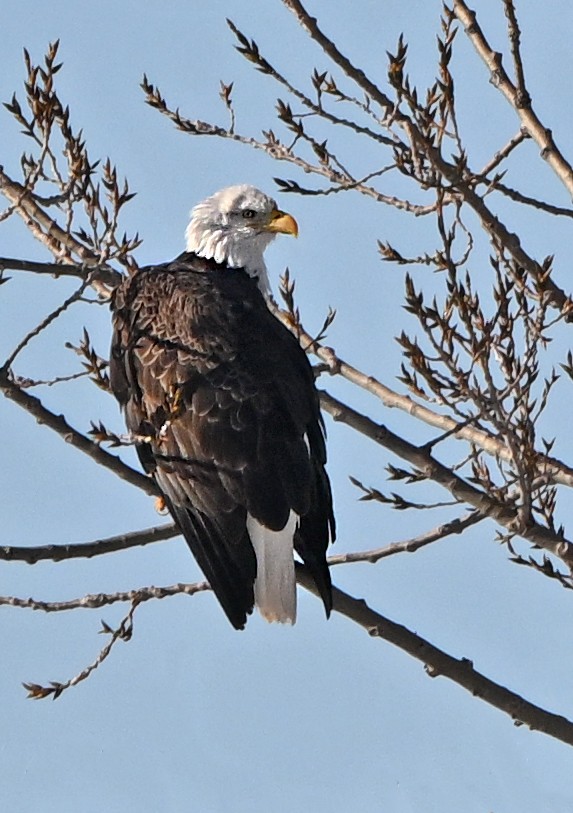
(110, 253), (334, 628)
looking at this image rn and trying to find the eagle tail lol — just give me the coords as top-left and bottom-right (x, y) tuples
(247, 512), (297, 624)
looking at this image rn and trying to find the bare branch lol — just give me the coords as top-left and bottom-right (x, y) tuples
(478, 129), (528, 176)
(486, 180), (573, 218)
(227, 18), (397, 147)
(503, 1), (529, 103)
(453, 0), (573, 197)
(24, 599), (141, 699)
(320, 389), (573, 567)
(297, 566), (573, 748)
(0, 365), (157, 497)
(3, 275), (92, 369)
(1, 581), (210, 612)
(140, 77), (428, 214)
(281, 0), (394, 110)
(14, 566), (573, 748)
(0, 523), (178, 564)
(0, 256), (122, 287)
(0, 168), (123, 296)
(269, 299), (573, 490)
(328, 511), (484, 566)
(282, 0), (573, 318)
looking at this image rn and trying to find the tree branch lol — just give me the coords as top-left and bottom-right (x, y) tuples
(226, 18), (397, 147)
(0, 523), (178, 564)
(0, 167), (123, 295)
(0, 366), (157, 497)
(0, 256), (121, 287)
(281, 0), (573, 318)
(269, 300), (573, 490)
(453, 0), (573, 197)
(24, 599), (141, 699)
(328, 511), (484, 566)
(11, 567), (573, 747)
(319, 389), (573, 567)
(296, 566), (573, 748)
(1, 581), (210, 612)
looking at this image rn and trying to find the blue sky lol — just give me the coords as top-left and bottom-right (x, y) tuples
(2, 2), (573, 811)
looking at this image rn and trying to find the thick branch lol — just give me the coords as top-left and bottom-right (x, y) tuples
(269, 301), (573, 490)
(297, 566), (573, 748)
(319, 389), (573, 566)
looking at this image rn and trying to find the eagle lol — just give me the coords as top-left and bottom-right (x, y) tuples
(110, 185), (335, 629)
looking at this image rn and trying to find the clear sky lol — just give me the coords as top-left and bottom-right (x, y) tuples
(2, 2), (573, 812)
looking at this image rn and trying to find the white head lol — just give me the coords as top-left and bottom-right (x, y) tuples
(185, 184), (298, 294)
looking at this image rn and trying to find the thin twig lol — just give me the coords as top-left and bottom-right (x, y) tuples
(487, 181), (573, 218)
(328, 510), (484, 565)
(503, 0), (529, 104)
(4, 276), (92, 369)
(478, 129), (528, 177)
(24, 599), (141, 699)
(1, 581), (210, 612)
(14, 371), (90, 389)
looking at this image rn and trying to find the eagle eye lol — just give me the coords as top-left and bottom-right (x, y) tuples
(242, 209), (256, 219)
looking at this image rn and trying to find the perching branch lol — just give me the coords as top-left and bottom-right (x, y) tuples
(14, 567), (573, 747)
(296, 567), (573, 748)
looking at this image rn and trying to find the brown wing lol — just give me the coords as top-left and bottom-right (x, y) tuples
(110, 253), (334, 628)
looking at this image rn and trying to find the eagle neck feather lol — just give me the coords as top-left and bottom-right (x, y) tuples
(185, 225), (271, 295)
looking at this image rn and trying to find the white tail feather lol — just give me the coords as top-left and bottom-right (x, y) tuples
(247, 511), (297, 624)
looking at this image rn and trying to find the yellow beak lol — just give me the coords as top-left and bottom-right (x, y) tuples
(265, 209), (299, 237)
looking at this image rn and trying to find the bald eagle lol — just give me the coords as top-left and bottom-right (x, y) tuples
(110, 185), (335, 629)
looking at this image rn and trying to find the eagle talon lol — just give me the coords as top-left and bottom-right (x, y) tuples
(155, 496), (168, 514)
